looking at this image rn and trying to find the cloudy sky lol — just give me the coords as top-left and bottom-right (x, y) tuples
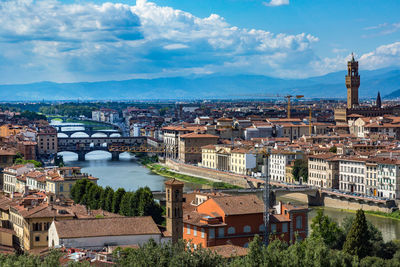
(0, 0), (399, 84)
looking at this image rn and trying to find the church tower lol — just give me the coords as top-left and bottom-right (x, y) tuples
(376, 91), (382, 108)
(165, 179), (184, 243)
(346, 53), (360, 108)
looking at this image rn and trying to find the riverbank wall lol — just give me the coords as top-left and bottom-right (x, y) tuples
(322, 195), (394, 213)
(165, 159), (248, 188)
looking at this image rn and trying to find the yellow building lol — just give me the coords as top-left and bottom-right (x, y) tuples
(230, 147), (257, 175)
(0, 124), (24, 138)
(285, 164), (295, 184)
(46, 167), (98, 199)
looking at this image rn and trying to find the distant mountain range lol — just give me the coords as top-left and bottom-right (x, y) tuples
(1, 67), (399, 101)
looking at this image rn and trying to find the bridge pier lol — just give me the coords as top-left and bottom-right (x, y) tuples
(111, 151), (119, 161)
(77, 151), (86, 161)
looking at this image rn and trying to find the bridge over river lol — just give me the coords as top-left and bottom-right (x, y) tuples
(54, 123), (122, 137)
(58, 136), (147, 161)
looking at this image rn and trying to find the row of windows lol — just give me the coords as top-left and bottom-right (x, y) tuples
(186, 223), (294, 238)
(340, 166), (364, 174)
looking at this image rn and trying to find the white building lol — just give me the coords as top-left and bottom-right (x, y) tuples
(375, 158), (400, 199)
(49, 216), (166, 250)
(339, 158), (366, 194)
(3, 164), (34, 193)
(269, 150), (303, 182)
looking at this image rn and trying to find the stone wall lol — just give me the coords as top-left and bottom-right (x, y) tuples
(166, 159), (248, 188)
(323, 195), (393, 213)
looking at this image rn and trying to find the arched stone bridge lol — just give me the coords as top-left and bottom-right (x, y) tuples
(58, 136), (147, 160)
(54, 124), (122, 137)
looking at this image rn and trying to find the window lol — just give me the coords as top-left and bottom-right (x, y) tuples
(218, 227), (224, 237)
(282, 223), (288, 233)
(186, 225), (190, 234)
(227, 227), (235, 235)
(259, 224), (265, 232)
(44, 222), (50, 231)
(296, 216), (303, 229)
(35, 236), (40, 242)
(209, 229), (215, 239)
(243, 225), (251, 233)
(60, 184), (64, 192)
(201, 228), (205, 238)
(271, 224), (277, 233)
(193, 226), (197, 236)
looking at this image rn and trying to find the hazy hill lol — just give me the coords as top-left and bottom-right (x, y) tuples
(0, 67), (399, 101)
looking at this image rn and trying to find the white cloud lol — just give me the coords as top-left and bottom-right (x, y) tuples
(363, 22), (400, 38)
(263, 0), (289, 7)
(0, 0), (398, 84)
(0, 0), (319, 83)
(359, 42), (400, 69)
(163, 44), (189, 50)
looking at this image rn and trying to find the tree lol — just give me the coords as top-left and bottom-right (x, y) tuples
(70, 179), (90, 204)
(119, 192), (135, 216)
(104, 187), (114, 212)
(14, 158), (42, 167)
(81, 182), (96, 206)
(112, 188), (126, 214)
(329, 146), (337, 153)
(342, 214), (390, 258)
(88, 186), (103, 210)
(292, 159), (308, 182)
(55, 155), (64, 167)
(310, 210), (345, 249)
(343, 209), (370, 259)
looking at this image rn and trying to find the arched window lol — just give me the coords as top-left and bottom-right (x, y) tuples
(243, 225), (251, 233)
(259, 224), (265, 232)
(227, 227), (235, 234)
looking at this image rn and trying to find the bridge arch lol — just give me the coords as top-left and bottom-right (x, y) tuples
(70, 132), (90, 138)
(91, 132), (108, 138)
(57, 133), (68, 138)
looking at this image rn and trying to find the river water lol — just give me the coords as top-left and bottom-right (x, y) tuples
(55, 121), (400, 242)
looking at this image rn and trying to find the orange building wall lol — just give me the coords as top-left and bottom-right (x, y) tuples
(185, 201), (308, 247)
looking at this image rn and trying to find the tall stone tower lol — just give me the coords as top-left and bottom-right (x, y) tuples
(346, 53), (360, 108)
(165, 179), (184, 243)
(376, 91), (382, 108)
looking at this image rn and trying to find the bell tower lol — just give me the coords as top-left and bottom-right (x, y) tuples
(165, 179), (184, 243)
(346, 53), (360, 108)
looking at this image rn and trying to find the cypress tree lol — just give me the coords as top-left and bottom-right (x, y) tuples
(70, 179), (89, 203)
(100, 186), (113, 210)
(112, 188), (126, 214)
(104, 187), (114, 212)
(343, 209), (370, 258)
(119, 192), (134, 216)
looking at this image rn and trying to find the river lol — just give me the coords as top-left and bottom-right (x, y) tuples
(54, 121), (400, 242)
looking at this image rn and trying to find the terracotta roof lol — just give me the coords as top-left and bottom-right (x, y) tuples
(208, 195), (264, 216)
(54, 217), (160, 238)
(164, 179), (184, 186)
(180, 132), (218, 139)
(0, 197), (14, 211)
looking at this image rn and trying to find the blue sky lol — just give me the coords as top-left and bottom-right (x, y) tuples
(0, 0), (399, 84)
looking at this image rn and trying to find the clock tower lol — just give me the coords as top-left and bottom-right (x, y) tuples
(346, 53), (360, 108)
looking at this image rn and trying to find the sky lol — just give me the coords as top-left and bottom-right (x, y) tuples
(0, 0), (399, 84)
